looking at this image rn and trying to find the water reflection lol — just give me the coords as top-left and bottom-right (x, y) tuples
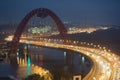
(16, 55), (52, 80)
(16, 46), (52, 80)
(39, 54), (43, 66)
(0, 45), (91, 79)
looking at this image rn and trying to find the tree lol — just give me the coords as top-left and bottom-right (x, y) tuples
(23, 74), (44, 80)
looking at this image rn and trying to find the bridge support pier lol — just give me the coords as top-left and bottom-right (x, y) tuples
(65, 50), (74, 72)
(9, 54), (18, 65)
(66, 53), (72, 66)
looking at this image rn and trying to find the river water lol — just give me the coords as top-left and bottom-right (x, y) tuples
(0, 45), (92, 79)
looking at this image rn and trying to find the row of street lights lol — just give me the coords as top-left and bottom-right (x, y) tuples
(27, 37), (112, 53)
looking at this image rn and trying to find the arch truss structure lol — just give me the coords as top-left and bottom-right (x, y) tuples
(11, 8), (68, 55)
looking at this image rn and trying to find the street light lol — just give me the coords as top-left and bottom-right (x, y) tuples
(81, 42), (83, 45)
(94, 45), (96, 48)
(103, 47), (106, 50)
(83, 42), (86, 45)
(87, 43), (90, 46)
(90, 43), (93, 46)
(108, 49), (111, 52)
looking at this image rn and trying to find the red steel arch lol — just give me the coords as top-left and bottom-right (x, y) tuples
(10, 8), (68, 56)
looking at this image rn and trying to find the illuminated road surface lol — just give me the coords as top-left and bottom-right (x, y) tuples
(5, 36), (120, 80)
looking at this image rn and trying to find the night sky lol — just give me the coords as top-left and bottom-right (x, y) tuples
(0, 0), (120, 25)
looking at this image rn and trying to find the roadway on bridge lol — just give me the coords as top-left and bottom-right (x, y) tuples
(5, 36), (120, 80)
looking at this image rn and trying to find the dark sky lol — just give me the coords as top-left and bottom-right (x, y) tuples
(0, 0), (120, 25)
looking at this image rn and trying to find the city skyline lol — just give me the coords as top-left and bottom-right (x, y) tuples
(0, 0), (120, 26)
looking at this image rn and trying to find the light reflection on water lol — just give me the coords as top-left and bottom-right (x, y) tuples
(0, 46), (63, 79)
(0, 46), (91, 79)
(27, 46), (65, 70)
(16, 56), (52, 80)
(16, 46), (81, 79)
